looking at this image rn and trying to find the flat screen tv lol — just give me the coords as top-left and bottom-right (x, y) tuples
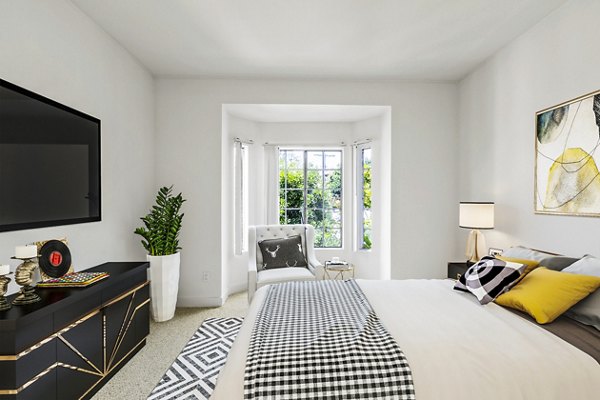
(0, 78), (101, 232)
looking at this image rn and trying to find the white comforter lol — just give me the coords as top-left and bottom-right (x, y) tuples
(211, 279), (600, 399)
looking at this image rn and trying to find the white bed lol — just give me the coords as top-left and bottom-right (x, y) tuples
(212, 279), (600, 399)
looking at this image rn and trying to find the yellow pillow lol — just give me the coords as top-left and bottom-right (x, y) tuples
(496, 255), (540, 276)
(495, 267), (600, 324)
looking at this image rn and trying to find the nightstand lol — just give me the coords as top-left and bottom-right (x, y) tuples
(447, 262), (471, 280)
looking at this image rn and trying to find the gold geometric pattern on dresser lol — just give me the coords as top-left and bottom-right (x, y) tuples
(0, 281), (150, 399)
(61, 281), (151, 399)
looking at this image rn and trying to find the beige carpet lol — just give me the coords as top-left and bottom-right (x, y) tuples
(91, 291), (249, 400)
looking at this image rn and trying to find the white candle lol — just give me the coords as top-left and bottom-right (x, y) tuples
(0, 265), (9, 275)
(15, 245), (37, 259)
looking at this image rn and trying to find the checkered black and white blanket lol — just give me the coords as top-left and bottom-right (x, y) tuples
(244, 280), (415, 399)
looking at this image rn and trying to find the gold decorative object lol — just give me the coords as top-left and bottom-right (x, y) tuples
(0, 273), (12, 311)
(12, 257), (41, 305)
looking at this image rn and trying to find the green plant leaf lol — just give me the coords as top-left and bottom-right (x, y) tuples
(133, 185), (186, 256)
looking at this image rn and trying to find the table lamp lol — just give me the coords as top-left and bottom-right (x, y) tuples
(459, 202), (494, 263)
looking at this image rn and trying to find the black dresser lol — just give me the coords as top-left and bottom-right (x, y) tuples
(0, 262), (150, 400)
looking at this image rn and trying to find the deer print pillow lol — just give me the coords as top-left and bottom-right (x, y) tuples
(258, 235), (308, 270)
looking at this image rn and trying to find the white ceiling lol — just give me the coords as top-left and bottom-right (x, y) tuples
(224, 104), (389, 123)
(72, 0), (566, 81)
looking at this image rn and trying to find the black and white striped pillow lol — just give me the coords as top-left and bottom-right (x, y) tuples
(454, 256), (526, 304)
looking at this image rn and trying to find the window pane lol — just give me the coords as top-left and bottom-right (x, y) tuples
(307, 151), (323, 169)
(285, 189), (304, 209)
(306, 208), (324, 227)
(286, 209), (303, 224)
(306, 190), (323, 208)
(313, 228), (324, 247)
(284, 170), (304, 189)
(325, 170), (342, 199)
(360, 147), (372, 249)
(279, 150), (286, 169)
(324, 151), (341, 169)
(363, 148), (371, 164)
(362, 149), (372, 210)
(363, 229), (372, 249)
(323, 228), (341, 248)
(323, 190), (341, 209)
(286, 150), (304, 169)
(324, 208), (342, 227)
(279, 191), (286, 209)
(279, 208), (286, 225)
(306, 169), (323, 190)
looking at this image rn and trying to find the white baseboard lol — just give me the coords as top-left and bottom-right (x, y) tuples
(176, 295), (225, 308)
(227, 283), (247, 296)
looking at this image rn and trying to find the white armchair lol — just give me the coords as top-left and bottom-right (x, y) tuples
(248, 224), (323, 301)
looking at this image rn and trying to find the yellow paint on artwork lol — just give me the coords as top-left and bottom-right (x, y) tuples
(545, 148), (600, 212)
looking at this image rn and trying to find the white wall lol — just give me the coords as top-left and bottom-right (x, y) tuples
(222, 117), (391, 295)
(222, 115), (260, 296)
(353, 116), (392, 280)
(458, 0), (600, 257)
(156, 79), (458, 306)
(0, 0), (155, 293)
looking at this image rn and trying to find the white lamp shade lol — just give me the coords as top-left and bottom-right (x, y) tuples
(459, 202), (494, 229)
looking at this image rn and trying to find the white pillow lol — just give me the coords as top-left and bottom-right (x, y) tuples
(562, 255), (600, 277)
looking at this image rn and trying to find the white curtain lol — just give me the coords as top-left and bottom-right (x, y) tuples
(234, 141), (243, 255)
(264, 145), (280, 224)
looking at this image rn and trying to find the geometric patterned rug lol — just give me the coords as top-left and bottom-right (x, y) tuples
(147, 317), (243, 400)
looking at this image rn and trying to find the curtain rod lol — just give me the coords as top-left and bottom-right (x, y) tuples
(352, 138), (373, 146)
(263, 142), (347, 147)
(234, 137), (254, 145)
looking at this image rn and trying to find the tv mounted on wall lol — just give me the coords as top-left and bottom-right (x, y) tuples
(0, 78), (101, 232)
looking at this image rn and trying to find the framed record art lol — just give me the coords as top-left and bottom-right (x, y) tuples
(535, 89), (600, 216)
(35, 238), (73, 280)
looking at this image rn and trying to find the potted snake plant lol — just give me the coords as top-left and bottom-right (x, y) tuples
(134, 186), (185, 322)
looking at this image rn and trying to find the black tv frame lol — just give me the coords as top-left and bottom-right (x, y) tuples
(0, 78), (101, 232)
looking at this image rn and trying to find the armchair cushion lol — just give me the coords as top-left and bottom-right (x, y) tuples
(257, 267), (315, 286)
(258, 235), (308, 269)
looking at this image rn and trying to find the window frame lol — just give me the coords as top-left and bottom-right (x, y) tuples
(279, 148), (344, 249)
(355, 143), (372, 251)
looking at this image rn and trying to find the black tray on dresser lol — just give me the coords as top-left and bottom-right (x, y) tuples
(0, 262), (150, 400)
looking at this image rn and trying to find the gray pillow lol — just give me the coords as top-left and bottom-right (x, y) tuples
(539, 256), (580, 271)
(502, 246), (556, 261)
(563, 255), (600, 331)
(565, 292), (600, 331)
(258, 235), (307, 270)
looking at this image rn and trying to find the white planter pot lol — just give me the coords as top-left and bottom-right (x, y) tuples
(147, 252), (180, 322)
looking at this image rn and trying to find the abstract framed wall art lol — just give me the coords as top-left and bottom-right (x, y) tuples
(535, 89), (600, 216)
